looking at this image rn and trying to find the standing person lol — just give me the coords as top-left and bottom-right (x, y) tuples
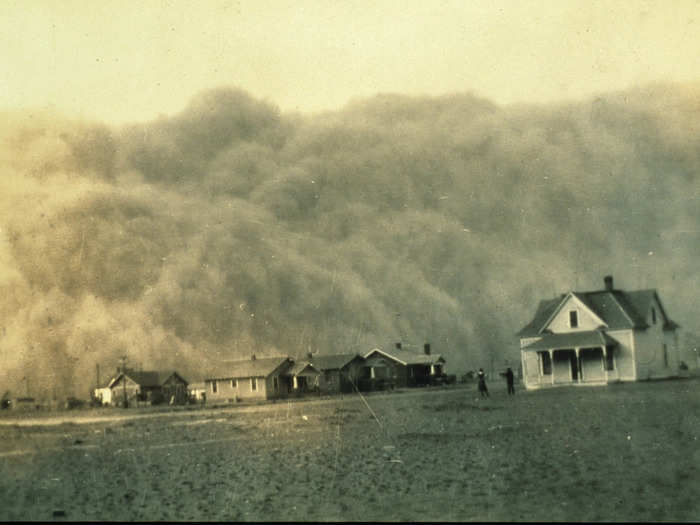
(477, 368), (489, 398)
(505, 367), (515, 395)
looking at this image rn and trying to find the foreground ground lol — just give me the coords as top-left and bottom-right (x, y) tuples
(1, 379), (699, 522)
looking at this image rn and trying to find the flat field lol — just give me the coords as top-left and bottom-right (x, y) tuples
(1, 379), (699, 522)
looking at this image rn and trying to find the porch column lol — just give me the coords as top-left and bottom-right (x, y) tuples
(430, 364), (436, 376)
(549, 349), (554, 385)
(370, 366), (376, 379)
(575, 348), (581, 384)
(293, 375), (298, 389)
(602, 346), (608, 382)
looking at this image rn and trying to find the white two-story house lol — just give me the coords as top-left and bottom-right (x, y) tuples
(517, 276), (680, 389)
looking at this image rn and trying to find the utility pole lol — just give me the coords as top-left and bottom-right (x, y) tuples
(119, 355), (128, 408)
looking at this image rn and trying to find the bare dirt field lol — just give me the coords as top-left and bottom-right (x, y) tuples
(1, 379), (699, 522)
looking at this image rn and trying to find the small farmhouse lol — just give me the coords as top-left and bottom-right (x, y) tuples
(94, 381), (114, 406)
(308, 353), (366, 394)
(517, 276), (680, 389)
(204, 355), (293, 402)
(287, 360), (321, 394)
(109, 370), (189, 406)
(188, 382), (207, 402)
(363, 343), (446, 389)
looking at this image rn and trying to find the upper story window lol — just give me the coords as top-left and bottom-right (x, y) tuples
(651, 307), (657, 325)
(211, 380), (218, 394)
(230, 379), (237, 389)
(569, 310), (578, 328)
(251, 377), (258, 391)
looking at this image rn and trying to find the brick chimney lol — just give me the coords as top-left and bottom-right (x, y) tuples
(251, 354), (256, 361)
(424, 343), (431, 355)
(604, 275), (614, 291)
(395, 342), (402, 350)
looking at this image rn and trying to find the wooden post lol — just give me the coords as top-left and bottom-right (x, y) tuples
(549, 349), (554, 385)
(602, 346), (608, 382)
(575, 348), (581, 384)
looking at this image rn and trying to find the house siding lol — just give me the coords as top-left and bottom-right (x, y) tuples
(521, 350), (541, 389)
(634, 326), (679, 380)
(606, 329), (635, 381)
(548, 295), (603, 333)
(109, 376), (140, 406)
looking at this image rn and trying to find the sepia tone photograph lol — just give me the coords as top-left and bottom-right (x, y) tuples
(1, 0), (699, 521)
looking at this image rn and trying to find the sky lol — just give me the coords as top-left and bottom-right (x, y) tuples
(1, 0), (699, 123)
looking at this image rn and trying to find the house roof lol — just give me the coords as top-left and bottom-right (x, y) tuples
(112, 370), (187, 388)
(308, 353), (364, 371)
(518, 286), (678, 337)
(363, 347), (445, 366)
(287, 361), (320, 377)
(206, 357), (292, 380)
(522, 330), (619, 352)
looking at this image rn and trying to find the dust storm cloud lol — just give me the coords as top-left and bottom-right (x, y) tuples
(1, 83), (698, 397)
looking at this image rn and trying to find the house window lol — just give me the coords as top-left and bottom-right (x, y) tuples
(569, 310), (578, 328)
(251, 377), (258, 391)
(540, 352), (552, 375)
(605, 349), (615, 371)
(211, 380), (218, 394)
(231, 379), (237, 389)
(652, 307), (657, 325)
(273, 376), (279, 392)
(663, 344), (668, 368)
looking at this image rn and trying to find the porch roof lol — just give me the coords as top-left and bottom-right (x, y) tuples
(287, 361), (320, 377)
(522, 330), (618, 352)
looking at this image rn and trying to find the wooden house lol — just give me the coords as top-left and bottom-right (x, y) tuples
(518, 275), (680, 389)
(109, 369), (189, 406)
(188, 382), (207, 402)
(204, 355), (293, 402)
(287, 360), (321, 395)
(363, 343), (446, 389)
(308, 353), (366, 394)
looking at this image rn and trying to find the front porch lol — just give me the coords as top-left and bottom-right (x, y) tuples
(522, 330), (619, 388)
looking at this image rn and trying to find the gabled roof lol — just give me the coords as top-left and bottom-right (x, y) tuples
(363, 347), (445, 366)
(111, 370), (187, 388)
(517, 286), (679, 337)
(516, 297), (564, 337)
(308, 353), (364, 371)
(287, 361), (320, 377)
(521, 330), (619, 352)
(206, 357), (292, 380)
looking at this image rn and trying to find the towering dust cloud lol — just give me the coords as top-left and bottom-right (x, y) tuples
(1, 84), (698, 397)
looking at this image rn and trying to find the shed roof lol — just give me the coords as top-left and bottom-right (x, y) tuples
(206, 357), (292, 380)
(522, 330), (619, 352)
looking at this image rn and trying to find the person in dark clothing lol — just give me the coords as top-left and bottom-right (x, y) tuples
(477, 368), (489, 398)
(504, 367), (515, 395)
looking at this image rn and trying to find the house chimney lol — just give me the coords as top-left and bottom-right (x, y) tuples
(395, 342), (402, 350)
(604, 275), (614, 291)
(307, 352), (313, 360)
(424, 343), (431, 355)
(251, 354), (256, 361)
